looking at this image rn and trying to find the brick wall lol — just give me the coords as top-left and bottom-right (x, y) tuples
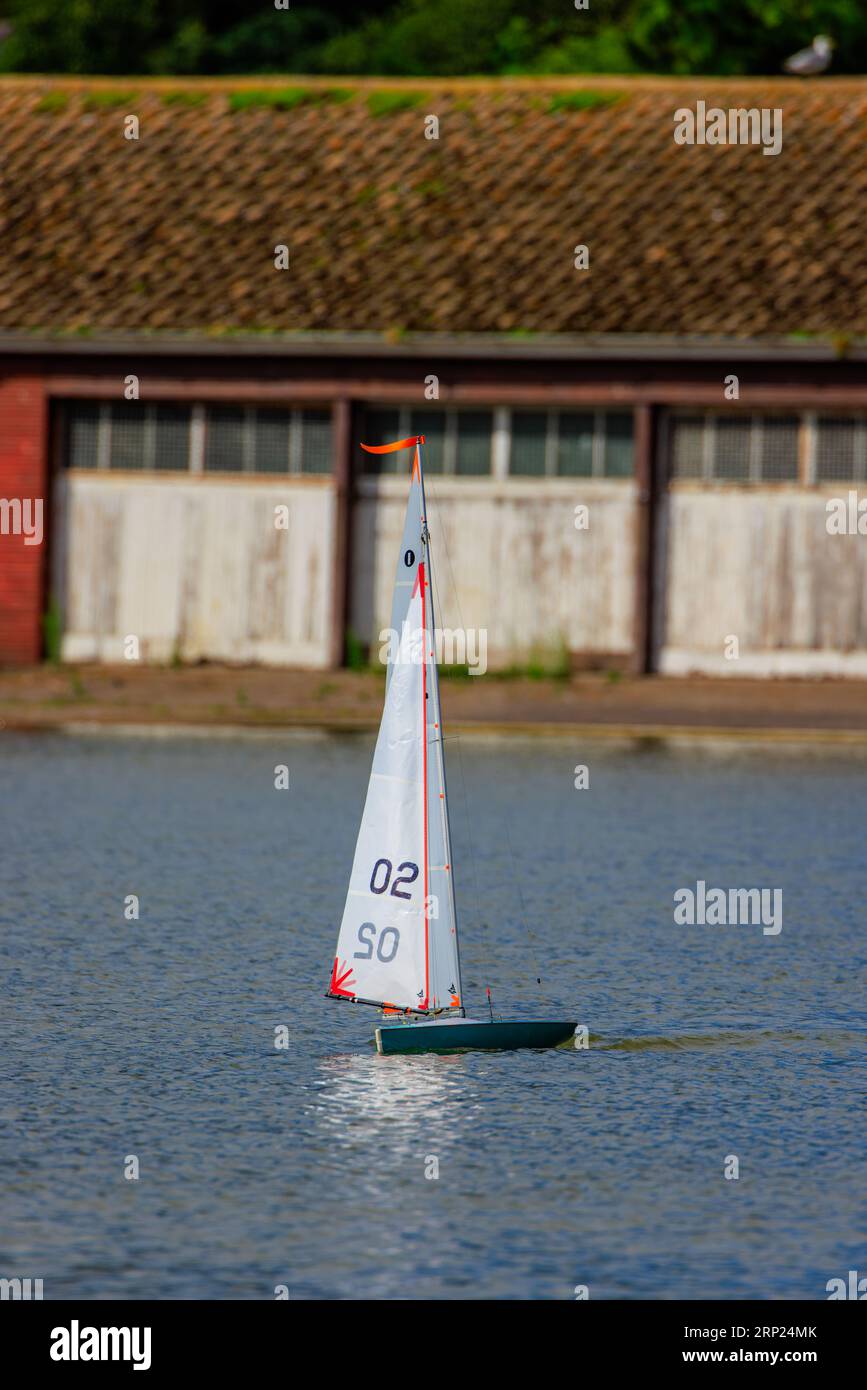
(0, 376), (48, 664)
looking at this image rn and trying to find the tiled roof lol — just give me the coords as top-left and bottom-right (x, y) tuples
(0, 76), (865, 341)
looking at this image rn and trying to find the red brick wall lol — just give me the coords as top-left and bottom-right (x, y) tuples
(0, 376), (48, 664)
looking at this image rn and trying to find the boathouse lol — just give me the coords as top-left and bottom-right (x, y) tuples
(1, 75), (866, 675)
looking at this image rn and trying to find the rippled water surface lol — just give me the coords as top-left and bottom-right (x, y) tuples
(1, 729), (865, 1299)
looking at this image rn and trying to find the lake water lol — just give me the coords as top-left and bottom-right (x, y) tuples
(1, 729), (865, 1300)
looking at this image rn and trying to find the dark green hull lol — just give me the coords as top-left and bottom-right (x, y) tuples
(374, 1018), (577, 1055)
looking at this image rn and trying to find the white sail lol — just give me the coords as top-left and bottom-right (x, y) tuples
(329, 438), (463, 1015)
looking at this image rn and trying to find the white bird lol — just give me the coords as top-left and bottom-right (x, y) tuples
(784, 34), (834, 75)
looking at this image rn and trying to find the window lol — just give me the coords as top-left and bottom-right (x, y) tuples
(511, 412), (548, 476)
(61, 402), (333, 474)
(65, 402), (192, 471)
(66, 403), (101, 469)
(602, 413), (634, 478)
(510, 410), (633, 478)
(669, 414), (704, 479)
(203, 406), (333, 474)
(299, 409), (332, 474)
(154, 405), (192, 472)
(254, 409), (291, 474)
(758, 416), (799, 481)
(204, 406), (246, 472)
(109, 402), (148, 470)
(359, 406), (493, 475)
(557, 413), (595, 477)
(816, 417), (867, 482)
(456, 411), (494, 475)
(715, 417), (752, 481)
(105, 403), (191, 471)
(668, 413), (799, 483)
(360, 406), (632, 479)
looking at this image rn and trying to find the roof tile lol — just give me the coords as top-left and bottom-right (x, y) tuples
(1, 77), (865, 340)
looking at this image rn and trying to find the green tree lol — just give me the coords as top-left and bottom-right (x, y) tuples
(627, 0), (867, 75)
(0, 0), (159, 72)
(1, 0), (866, 76)
(318, 0), (628, 75)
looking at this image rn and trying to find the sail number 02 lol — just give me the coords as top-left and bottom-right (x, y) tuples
(353, 858), (419, 962)
(369, 857), (418, 899)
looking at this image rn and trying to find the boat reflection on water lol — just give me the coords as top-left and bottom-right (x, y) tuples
(312, 1049), (476, 1158)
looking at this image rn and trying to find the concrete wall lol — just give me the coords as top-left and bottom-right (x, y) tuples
(351, 476), (638, 668)
(655, 486), (867, 676)
(53, 472), (335, 667)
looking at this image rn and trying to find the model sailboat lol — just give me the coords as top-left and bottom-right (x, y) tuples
(326, 434), (576, 1055)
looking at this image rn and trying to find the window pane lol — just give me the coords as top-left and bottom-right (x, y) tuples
(669, 415), (705, 479)
(410, 410), (445, 474)
(557, 412), (594, 476)
(455, 410), (492, 475)
(714, 417), (751, 481)
(67, 404), (100, 469)
(205, 406), (246, 472)
(510, 412), (547, 476)
(253, 409), (290, 473)
(603, 412), (634, 477)
(153, 405), (190, 472)
(109, 403), (147, 470)
(361, 409), (402, 474)
(816, 417), (858, 481)
(300, 409), (332, 474)
(760, 416), (799, 481)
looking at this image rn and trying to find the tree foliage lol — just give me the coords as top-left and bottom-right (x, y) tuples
(0, 0), (865, 75)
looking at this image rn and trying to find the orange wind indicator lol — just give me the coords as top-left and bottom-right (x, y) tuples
(360, 435), (425, 453)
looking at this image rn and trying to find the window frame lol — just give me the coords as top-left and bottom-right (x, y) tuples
(358, 405), (636, 480)
(665, 409), (807, 486)
(58, 400), (334, 477)
(508, 407), (634, 479)
(813, 411), (867, 485)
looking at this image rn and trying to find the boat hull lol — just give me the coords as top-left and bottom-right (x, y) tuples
(374, 1018), (577, 1055)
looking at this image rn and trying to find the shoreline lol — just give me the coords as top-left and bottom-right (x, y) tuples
(2, 663), (866, 745)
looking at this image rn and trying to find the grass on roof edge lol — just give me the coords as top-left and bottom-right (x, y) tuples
(227, 86), (354, 111)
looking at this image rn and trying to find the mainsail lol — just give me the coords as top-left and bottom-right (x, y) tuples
(328, 436), (463, 1016)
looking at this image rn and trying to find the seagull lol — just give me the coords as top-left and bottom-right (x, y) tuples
(784, 34), (834, 75)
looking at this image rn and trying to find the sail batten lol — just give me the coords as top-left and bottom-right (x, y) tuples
(329, 436), (464, 1016)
